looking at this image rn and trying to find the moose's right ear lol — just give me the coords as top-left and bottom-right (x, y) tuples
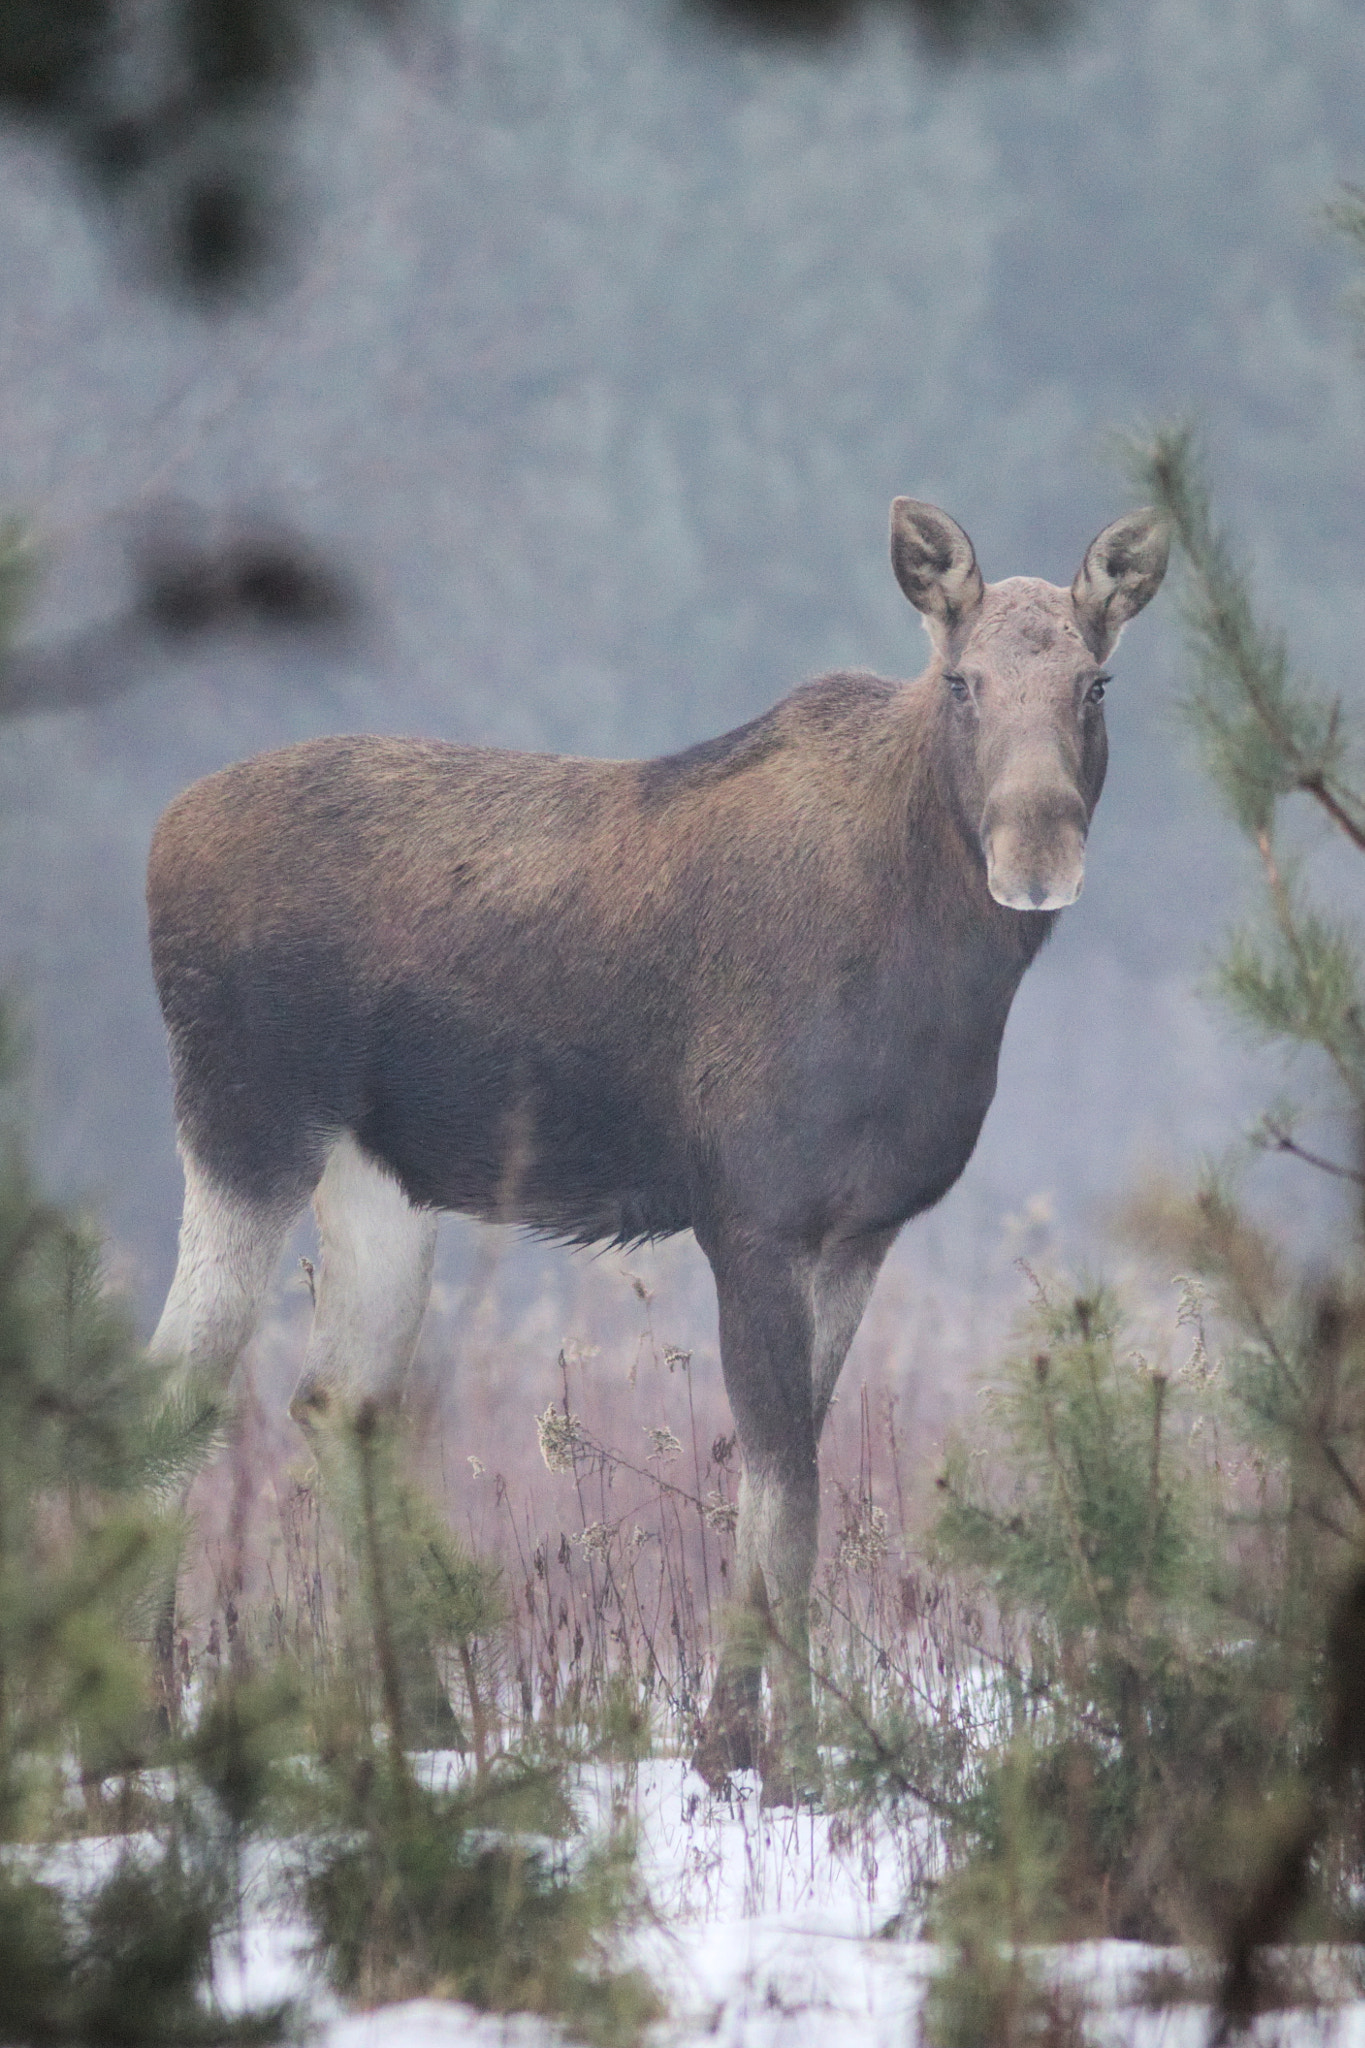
(890, 499), (985, 645)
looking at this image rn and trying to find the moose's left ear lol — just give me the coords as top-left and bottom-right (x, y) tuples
(1070, 509), (1171, 659)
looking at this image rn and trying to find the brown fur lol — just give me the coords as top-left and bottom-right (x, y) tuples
(147, 500), (1169, 1792)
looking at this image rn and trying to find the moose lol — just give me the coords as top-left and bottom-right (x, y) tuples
(147, 499), (1169, 1793)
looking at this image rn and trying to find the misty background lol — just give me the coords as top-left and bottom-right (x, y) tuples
(2, 0), (1363, 1422)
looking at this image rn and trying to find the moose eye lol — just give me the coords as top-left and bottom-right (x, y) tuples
(1086, 675), (1110, 705)
(945, 672), (970, 702)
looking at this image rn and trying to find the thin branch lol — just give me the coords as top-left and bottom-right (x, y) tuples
(1297, 772), (1365, 854)
(1311, 1435), (1365, 1518)
(763, 1611), (958, 1817)
(1256, 1118), (1365, 1188)
(1034, 1357), (1106, 1623)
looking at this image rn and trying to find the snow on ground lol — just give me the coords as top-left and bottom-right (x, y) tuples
(70, 1756), (1365, 2046)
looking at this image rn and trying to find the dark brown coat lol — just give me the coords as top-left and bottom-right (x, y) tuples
(151, 675), (1053, 1250)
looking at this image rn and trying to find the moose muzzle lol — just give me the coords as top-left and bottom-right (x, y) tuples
(981, 783), (1089, 912)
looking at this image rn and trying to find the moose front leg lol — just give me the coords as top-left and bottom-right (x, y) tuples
(693, 1237), (818, 1793)
(693, 1230), (889, 1800)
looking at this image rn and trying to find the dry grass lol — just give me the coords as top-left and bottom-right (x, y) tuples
(167, 1222), (1018, 1821)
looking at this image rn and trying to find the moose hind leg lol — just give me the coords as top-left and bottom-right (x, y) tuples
(148, 1149), (305, 1728)
(291, 1136), (455, 1740)
(149, 1149), (303, 1392)
(290, 1134), (438, 1426)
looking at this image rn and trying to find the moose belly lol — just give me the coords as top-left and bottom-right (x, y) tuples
(354, 984), (692, 1247)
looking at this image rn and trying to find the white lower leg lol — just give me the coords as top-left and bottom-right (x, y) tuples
(149, 1150), (293, 1391)
(736, 1464), (819, 1660)
(292, 1134), (437, 1420)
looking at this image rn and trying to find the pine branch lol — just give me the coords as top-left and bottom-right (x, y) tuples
(1127, 429), (1365, 845)
(1243, 829), (1365, 1105)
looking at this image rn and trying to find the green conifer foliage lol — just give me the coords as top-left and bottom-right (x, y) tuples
(907, 421), (1365, 2012)
(1122, 422), (1365, 2015)
(920, 1749), (1088, 2048)
(290, 1403), (661, 2045)
(0, 1065), (220, 1830)
(0, 1850), (289, 2046)
(1132, 427), (1365, 1099)
(929, 1282), (1259, 1945)
(0, 1069), (289, 2039)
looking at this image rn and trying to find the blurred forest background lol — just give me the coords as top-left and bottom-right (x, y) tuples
(2, 0), (1363, 1464)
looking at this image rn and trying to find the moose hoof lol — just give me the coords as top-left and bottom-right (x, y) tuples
(691, 1712), (760, 1790)
(757, 1741), (823, 1809)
